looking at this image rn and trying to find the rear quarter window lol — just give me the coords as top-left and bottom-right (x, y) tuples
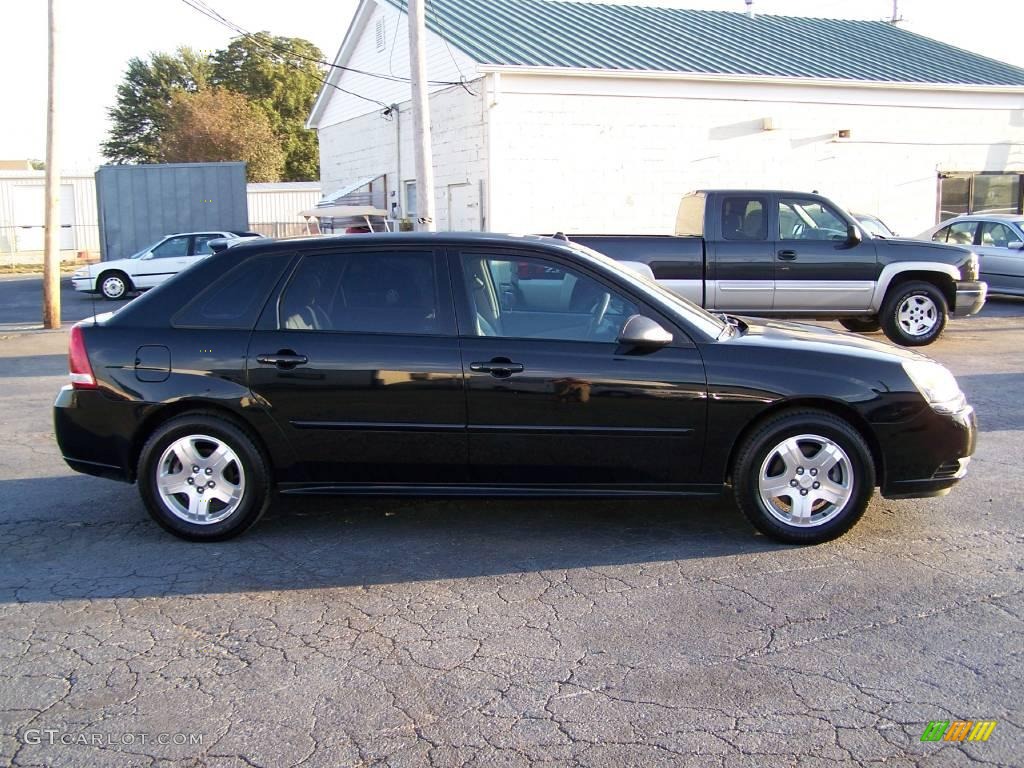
(172, 253), (289, 329)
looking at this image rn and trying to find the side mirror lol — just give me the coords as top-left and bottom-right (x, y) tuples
(618, 315), (672, 348)
(1009, 240), (1024, 250)
(846, 224), (863, 246)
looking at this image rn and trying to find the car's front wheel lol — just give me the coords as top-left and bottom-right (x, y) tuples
(732, 410), (875, 544)
(99, 271), (133, 301)
(137, 414), (271, 541)
(880, 281), (947, 346)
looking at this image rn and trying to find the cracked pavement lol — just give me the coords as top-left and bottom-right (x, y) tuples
(0, 283), (1022, 767)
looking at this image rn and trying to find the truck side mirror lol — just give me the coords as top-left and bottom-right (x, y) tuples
(846, 224), (863, 246)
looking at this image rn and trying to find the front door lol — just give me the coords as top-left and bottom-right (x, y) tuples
(773, 196), (878, 311)
(454, 249), (708, 486)
(246, 246), (467, 485)
(133, 234), (193, 288)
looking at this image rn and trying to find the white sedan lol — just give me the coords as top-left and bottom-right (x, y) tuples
(71, 231), (263, 300)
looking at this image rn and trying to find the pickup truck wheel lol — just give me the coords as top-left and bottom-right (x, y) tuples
(733, 410), (875, 544)
(99, 271), (133, 301)
(839, 318), (881, 333)
(880, 281), (947, 346)
(137, 414), (271, 541)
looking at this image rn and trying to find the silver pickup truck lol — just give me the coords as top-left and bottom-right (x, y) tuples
(571, 189), (987, 346)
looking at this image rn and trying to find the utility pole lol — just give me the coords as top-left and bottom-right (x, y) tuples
(407, 0), (436, 231)
(43, 0), (61, 328)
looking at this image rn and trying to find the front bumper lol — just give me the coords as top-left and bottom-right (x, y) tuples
(880, 404), (977, 499)
(952, 280), (987, 317)
(70, 276), (94, 293)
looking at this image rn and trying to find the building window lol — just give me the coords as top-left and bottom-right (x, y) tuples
(404, 181), (417, 217)
(939, 173), (1023, 221)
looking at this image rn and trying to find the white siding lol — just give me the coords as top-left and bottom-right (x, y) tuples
(314, 0), (479, 129)
(318, 84), (487, 230)
(0, 172), (99, 262)
(246, 182), (322, 237)
(487, 73), (1024, 236)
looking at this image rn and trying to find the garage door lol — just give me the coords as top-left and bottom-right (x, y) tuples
(12, 185), (76, 251)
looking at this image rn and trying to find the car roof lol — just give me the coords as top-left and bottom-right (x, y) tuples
(226, 231), (568, 255)
(942, 214), (1024, 224)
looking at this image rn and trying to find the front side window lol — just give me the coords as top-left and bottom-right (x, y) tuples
(778, 198), (849, 241)
(280, 250), (444, 335)
(150, 236), (190, 258)
(721, 196), (767, 241)
(979, 221), (1017, 248)
(461, 253), (638, 343)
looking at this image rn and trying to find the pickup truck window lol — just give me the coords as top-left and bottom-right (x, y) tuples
(721, 196), (767, 241)
(779, 198), (849, 241)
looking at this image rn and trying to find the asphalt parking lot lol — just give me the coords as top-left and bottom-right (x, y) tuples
(1, 277), (1022, 767)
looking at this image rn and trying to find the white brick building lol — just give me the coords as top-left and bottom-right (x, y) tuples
(307, 0), (1024, 236)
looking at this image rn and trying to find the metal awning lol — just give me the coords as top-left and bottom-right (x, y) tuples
(319, 175), (381, 205)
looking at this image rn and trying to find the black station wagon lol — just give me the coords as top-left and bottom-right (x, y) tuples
(55, 233), (976, 543)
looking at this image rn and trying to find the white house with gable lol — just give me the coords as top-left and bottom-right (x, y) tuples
(307, 0), (1024, 236)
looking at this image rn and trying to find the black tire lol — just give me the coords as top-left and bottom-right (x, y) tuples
(98, 270), (133, 301)
(137, 414), (271, 541)
(839, 317), (881, 334)
(732, 409), (876, 544)
(879, 280), (947, 347)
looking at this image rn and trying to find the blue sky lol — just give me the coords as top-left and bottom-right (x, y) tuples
(2, 0), (1021, 167)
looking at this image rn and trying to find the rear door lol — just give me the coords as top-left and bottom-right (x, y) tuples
(773, 195), (878, 311)
(976, 220), (1024, 294)
(453, 247), (708, 486)
(706, 193), (774, 310)
(246, 245), (467, 485)
(132, 234), (192, 288)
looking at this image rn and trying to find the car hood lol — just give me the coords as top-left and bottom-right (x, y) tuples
(76, 258), (137, 276)
(875, 237), (973, 266)
(723, 316), (930, 365)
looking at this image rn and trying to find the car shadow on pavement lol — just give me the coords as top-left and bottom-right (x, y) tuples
(0, 475), (787, 604)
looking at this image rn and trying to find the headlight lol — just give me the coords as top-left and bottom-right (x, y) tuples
(902, 360), (965, 414)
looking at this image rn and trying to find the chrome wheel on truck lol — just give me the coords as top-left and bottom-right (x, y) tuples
(880, 281), (947, 347)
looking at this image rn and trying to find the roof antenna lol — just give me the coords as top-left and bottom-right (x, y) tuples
(889, 1), (903, 23)
(744, 0), (755, 19)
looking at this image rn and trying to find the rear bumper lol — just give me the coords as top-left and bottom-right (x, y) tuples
(879, 405), (976, 499)
(952, 281), (987, 317)
(54, 385), (134, 483)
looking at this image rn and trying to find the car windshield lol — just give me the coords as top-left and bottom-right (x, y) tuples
(857, 216), (894, 238)
(563, 240), (728, 339)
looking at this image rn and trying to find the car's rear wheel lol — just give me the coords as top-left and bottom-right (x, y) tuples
(137, 414), (270, 541)
(880, 281), (947, 346)
(733, 410), (875, 544)
(99, 271), (132, 301)
(839, 317), (881, 333)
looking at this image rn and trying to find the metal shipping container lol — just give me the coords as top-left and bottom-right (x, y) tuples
(95, 162), (247, 261)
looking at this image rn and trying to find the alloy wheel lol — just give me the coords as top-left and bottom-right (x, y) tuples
(156, 434), (246, 524)
(897, 295), (938, 337)
(757, 434), (854, 528)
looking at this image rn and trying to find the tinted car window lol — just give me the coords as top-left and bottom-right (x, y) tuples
(280, 250), (444, 335)
(979, 221), (1016, 248)
(721, 196), (767, 241)
(462, 253), (638, 343)
(151, 236), (190, 258)
(173, 254), (287, 329)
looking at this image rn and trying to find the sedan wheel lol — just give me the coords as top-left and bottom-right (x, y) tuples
(138, 414), (270, 540)
(99, 272), (131, 301)
(733, 410), (875, 544)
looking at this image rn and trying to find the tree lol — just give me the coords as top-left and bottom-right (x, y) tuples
(160, 89), (285, 182)
(102, 48), (211, 164)
(210, 34), (324, 181)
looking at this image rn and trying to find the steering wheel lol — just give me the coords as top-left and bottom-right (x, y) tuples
(585, 292), (611, 340)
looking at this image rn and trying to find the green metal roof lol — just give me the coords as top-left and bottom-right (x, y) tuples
(384, 0), (1024, 87)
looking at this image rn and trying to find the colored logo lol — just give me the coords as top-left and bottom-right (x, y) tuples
(921, 720), (996, 742)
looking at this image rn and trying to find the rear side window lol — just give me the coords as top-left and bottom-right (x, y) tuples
(279, 250), (450, 336)
(721, 196), (767, 241)
(946, 221), (978, 246)
(173, 254), (287, 329)
(931, 225), (951, 243)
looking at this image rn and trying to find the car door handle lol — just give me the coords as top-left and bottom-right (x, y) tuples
(777, 250), (798, 260)
(470, 359), (525, 378)
(256, 351), (308, 369)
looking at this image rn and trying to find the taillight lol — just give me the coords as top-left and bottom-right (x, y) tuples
(68, 325), (97, 389)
